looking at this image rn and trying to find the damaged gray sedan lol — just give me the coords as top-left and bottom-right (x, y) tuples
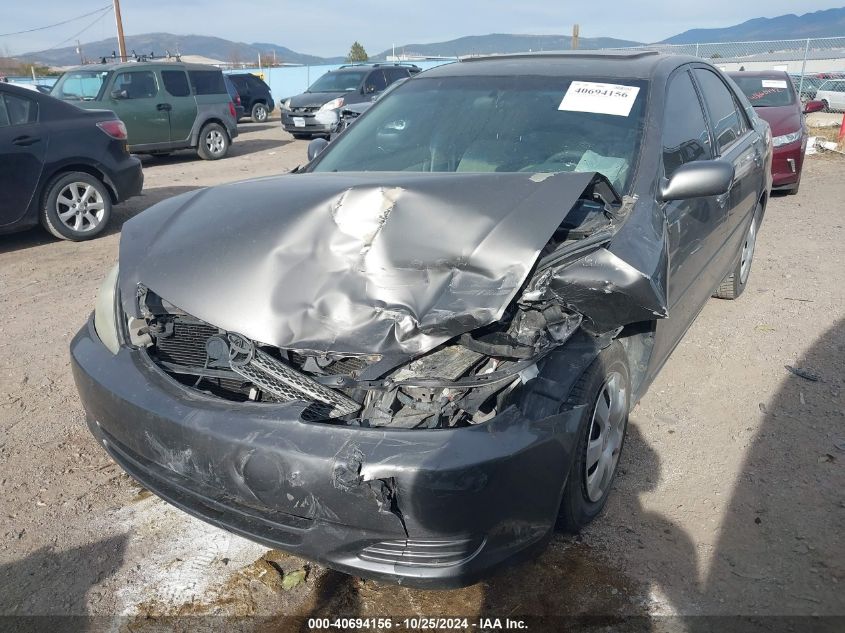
(71, 51), (771, 586)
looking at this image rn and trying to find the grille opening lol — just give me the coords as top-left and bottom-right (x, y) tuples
(145, 307), (372, 416)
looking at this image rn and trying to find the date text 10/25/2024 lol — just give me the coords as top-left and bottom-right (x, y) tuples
(307, 617), (529, 630)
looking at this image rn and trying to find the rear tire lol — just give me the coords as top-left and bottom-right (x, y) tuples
(557, 341), (630, 533)
(713, 204), (761, 300)
(251, 102), (268, 122)
(40, 172), (112, 241)
(197, 122), (230, 160)
(822, 99), (830, 113)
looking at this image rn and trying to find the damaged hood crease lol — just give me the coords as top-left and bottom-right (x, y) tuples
(120, 171), (668, 358)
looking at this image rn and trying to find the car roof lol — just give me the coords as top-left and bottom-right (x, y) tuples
(330, 63), (419, 73)
(726, 70), (790, 79)
(424, 50), (699, 80)
(60, 61), (222, 73)
(0, 82), (42, 95)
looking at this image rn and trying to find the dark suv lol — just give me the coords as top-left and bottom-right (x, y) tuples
(280, 63), (420, 138)
(227, 73), (274, 122)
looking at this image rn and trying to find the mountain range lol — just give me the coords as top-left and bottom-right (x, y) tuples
(21, 7), (845, 67)
(663, 7), (845, 44)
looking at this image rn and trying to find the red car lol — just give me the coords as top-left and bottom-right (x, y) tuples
(729, 71), (824, 194)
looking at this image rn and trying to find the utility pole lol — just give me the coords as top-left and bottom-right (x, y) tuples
(571, 24), (580, 50)
(76, 39), (83, 64)
(113, 0), (127, 61)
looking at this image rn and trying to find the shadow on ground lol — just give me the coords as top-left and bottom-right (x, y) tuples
(695, 317), (844, 620)
(0, 534), (127, 628)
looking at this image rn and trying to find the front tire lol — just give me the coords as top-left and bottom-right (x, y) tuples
(557, 341), (630, 533)
(197, 122), (230, 160)
(40, 172), (112, 241)
(251, 102), (268, 122)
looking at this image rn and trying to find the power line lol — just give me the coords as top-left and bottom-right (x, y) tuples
(0, 5), (112, 38)
(45, 6), (114, 52)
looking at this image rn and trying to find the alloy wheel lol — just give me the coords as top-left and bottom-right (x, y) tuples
(739, 216), (758, 284)
(205, 129), (226, 155)
(584, 371), (627, 502)
(56, 182), (105, 233)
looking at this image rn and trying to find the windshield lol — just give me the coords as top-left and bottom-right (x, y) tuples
(311, 75), (648, 193)
(51, 70), (111, 101)
(732, 76), (795, 107)
(309, 71), (367, 93)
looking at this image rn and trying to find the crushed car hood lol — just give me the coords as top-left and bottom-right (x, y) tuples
(119, 171), (609, 358)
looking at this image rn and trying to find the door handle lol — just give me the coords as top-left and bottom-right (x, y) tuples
(12, 135), (41, 146)
(156, 103), (172, 111)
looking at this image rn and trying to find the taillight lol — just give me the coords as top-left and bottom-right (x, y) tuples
(229, 102), (237, 118)
(97, 120), (127, 140)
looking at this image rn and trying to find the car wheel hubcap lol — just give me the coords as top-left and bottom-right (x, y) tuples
(584, 371), (627, 503)
(205, 130), (225, 154)
(256, 106), (267, 121)
(56, 182), (105, 232)
(739, 215), (757, 284)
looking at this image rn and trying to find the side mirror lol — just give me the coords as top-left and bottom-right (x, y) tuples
(307, 137), (329, 161)
(110, 88), (127, 100)
(659, 160), (735, 202)
(363, 84), (376, 95)
(804, 100), (825, 114)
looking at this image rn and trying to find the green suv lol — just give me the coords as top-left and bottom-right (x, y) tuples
(51, 61), (238, 160)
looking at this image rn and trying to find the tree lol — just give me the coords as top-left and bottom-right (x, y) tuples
(347, 42), (368, 62)
(260, 52), (280, 68)
(227, 47), (243, 68)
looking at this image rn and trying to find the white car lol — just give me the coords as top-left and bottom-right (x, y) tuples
(815, 79), (845, 112)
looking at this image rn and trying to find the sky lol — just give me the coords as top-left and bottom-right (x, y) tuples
(3, 1), (844, 57)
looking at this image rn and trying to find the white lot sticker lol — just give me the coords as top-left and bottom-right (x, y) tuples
(559, 81), (640, 117)
(762, 79), (788, 89)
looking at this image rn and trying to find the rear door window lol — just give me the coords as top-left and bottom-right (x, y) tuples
(693, 69), (747, 154)
(189, 70), (226, 95)
(3, 93), (39, 125)
(113, 70), (158, 99)
(384, 68), (409, 84)
(247, 76), (265, 91)
(162, 70), (191, 97)
(364, 70), (387, 94)
(662, 69), (712, 177)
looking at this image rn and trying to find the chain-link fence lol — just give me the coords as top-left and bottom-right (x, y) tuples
(604, 37), (845, 106)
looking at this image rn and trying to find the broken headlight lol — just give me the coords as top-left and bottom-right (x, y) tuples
(772, 130), (801, 147)
(94, 264), (121, 354)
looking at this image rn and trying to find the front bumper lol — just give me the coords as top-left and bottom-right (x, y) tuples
(71, 317), (581, 587)
(280, 110), (337, 135)
(771, 139), (804, 189)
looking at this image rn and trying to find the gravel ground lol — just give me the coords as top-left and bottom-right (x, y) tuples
(1, 119), (843, 630)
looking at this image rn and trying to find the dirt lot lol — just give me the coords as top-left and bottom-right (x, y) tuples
(1, 118), (843, 631)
